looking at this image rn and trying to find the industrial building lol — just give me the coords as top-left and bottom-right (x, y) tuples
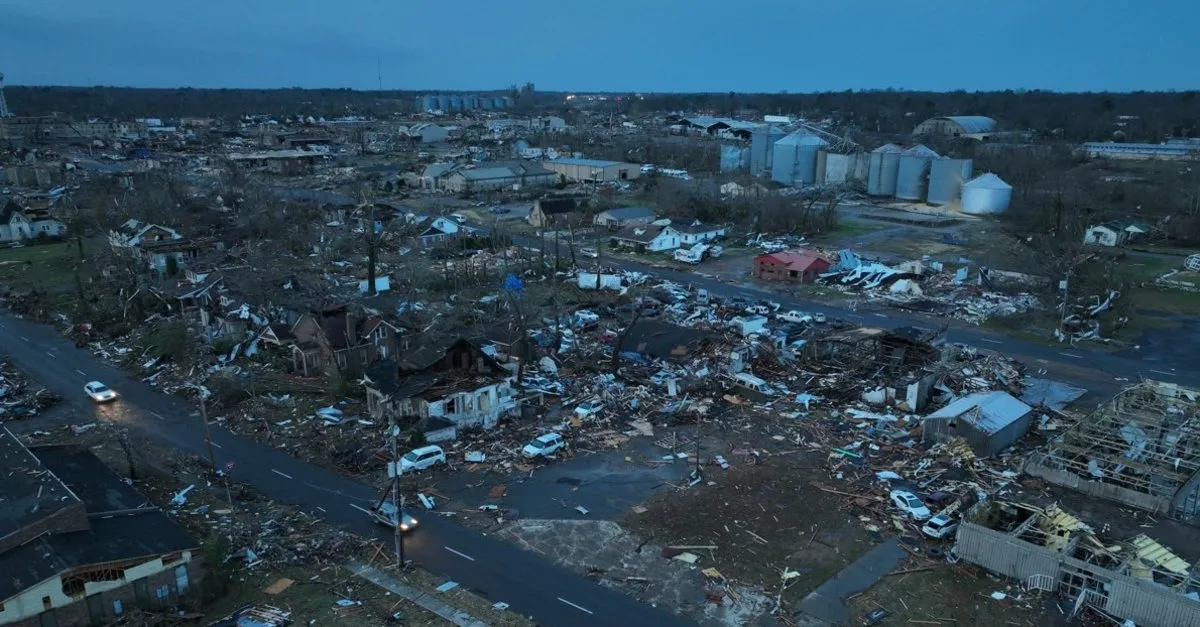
(442, 162), (556, 193)
(1024, 381), (1200, 525)
(415, 94), (512, 112)
(544, 157), (640, 183)
(912, 115), (997, 139)
(1082, 142), (1200, 160)
(405, 123), (449, 143)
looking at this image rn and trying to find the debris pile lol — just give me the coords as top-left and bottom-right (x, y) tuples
(0, 360), (60, 420)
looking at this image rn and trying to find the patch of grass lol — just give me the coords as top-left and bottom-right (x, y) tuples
(1129, 286), (1200, 315)
(845, 564), (1053, 627)
(0, 241), (82, 291)
(816, 220), (884, 242)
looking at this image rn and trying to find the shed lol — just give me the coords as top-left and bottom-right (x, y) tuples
(922, 391), (1033, 457)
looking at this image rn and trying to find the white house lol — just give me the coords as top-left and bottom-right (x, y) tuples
(0, 202), (67, 242)
(408, 123), (449, 143)
(671, 220), (727, 246)
(1084, 221), (1148, 247)
(415, 216), (460, 248)
(610, 225), (681, 253)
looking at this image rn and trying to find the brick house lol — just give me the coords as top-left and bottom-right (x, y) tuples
(754, 250), (832, 283)
(286, 306), (405, 377)
(0, 430), (201, 626)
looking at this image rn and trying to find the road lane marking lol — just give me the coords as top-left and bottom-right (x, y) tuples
(1149, 369), (1176, 377)
(150, 411), (165, 421)
(349, 503), (374, 516)
(445, 547), (476, 562)
(979, 338), (1003, 344)
(210, 442), (222, 449)
(75, 369), (86, 376)
(21, 336), (29, 342)
(557, 598), (594, 615)
(45, 351), (55, 358)
(1058, 352), (1082, 359)
(271, 469), (294, 480)
(316, 506), (326, 512)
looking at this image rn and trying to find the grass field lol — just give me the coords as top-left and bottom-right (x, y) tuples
(0, 240), (83, 291)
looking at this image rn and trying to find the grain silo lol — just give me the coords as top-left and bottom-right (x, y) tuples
(961, 173), (1013, 214)
(866, 144), (903, 196)
(895, 145), (940, 201)
(437, 95), (453, 111)
(750, 125), (785, 177)
(464, 95), (479, 110)
(447, 95), (463, 112)
(823, 152), (864, 184)
(419, 95), (438, 112)
(927, 158), (974, 205)
(772, 131), (828, 185)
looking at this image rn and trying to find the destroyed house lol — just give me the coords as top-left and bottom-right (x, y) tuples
(363, 339), (517, 431)
(954, 500), (1200, 627)
(801, 326), (944, 409)
(289, 306), (403, 377)
(1025, 381), (1200, 525)
(0, 431), (200, 626)
(527, 196), (584, 229)
(619, 321), (712, 362)
(923, 391), (1033, 457)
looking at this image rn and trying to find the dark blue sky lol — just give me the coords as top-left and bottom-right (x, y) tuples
(2, 0), (1195, 92)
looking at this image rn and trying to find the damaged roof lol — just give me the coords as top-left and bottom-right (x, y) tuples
(927, 391), (1031, 434)
(0, 428), (80, 543)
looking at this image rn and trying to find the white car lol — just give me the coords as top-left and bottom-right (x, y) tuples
(890, 489), (932, 521)
(574, 400), (604, 419)
(579, 247), (599, 259)
(776, 310), (812, 325)
(369, 501), (420, 532)
(522, 433), (566, 458)
(84, 381), (118, 403)
(814, 312), (827, 324)
(921, 513), (959, 539)
(399, 445), (445, 472)
(745, 305), (771, 316)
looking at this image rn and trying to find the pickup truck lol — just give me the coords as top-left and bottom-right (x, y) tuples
(368, 500), (419, 532)
(776, 310), (813, 324)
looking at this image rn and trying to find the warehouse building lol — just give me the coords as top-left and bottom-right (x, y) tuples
(544, 158), (641, 183)
(912, 116), (997, 139)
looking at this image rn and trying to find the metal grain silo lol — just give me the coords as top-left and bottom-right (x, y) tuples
(866, 144), (902, 196)
(814, 150), (828, 185)
(895, 145), (940, 201)
(494, 97), (508, 109)
(419, 95), (438, 111)
(447, 95), (463, 112)
(481, 98), (494, 110)
(926, 158), (974, 205)
(771, 131), (827, 185)
(750, 125), (784, 177)
(464, 95), (479, 109)
(961, 173), (1013, 215)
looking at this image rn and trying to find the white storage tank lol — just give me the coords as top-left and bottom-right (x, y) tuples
(961, 173), (1013, 214)
(895, 145), (939, 201)
(866, 144), (903, 196)
(927, 158), (974, 205)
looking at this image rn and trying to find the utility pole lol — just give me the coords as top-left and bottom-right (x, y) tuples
(199, 392), (216, 471)
(390, 415), (403, 568)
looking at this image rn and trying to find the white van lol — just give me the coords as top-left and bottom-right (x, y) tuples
(399, 445), (446, 472)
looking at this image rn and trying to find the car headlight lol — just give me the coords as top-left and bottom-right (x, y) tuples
(400, 524), (409, 531)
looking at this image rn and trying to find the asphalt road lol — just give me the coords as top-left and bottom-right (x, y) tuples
(0, 312), (695, 627)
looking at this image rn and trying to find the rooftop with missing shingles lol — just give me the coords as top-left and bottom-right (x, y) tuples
(0, 428), (80, 543)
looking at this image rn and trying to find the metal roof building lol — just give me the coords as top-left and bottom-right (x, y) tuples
(922, 391), (1033, 457)
(913, 116), (997, 138)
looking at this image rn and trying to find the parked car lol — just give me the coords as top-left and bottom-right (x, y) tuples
(776, 310), (812, 324)
(745, 305), (771, 316)
(921, 513), (959, 539)
(368, 500), (420, 532)
(814, 312), (827, 324)
(522, 433), (566, 458)
(399, 445), (446, 472)
(84, 381), (118, 403)
(574, 400), (604, 419)
(579, 247), (599, 258)
(890, 489), (932, 521)
(449, 213), (467, 224)
(487, 206), (511, 214)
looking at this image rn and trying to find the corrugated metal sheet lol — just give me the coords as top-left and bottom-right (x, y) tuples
(927, 158), (974, 205)
(772, 131), (828, 185)
(928, 392), (1031, 435)
(750, 125), (784, 177)
(720, 145), (750, 172)
(943, 116), (996, 134)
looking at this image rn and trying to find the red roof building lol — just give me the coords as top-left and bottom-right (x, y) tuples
(754, 250), (832, 283)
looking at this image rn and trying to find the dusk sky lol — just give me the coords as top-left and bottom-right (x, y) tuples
(2, 0), (1195, 93)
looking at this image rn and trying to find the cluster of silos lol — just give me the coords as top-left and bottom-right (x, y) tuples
(771, 131), (829, 186)
(749, 125), (785, 177)
(960, 173), (1013, 214)
(866, 144), (904, 195)
(416, 94), (513, 112)
(720, 144), (750, 172)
